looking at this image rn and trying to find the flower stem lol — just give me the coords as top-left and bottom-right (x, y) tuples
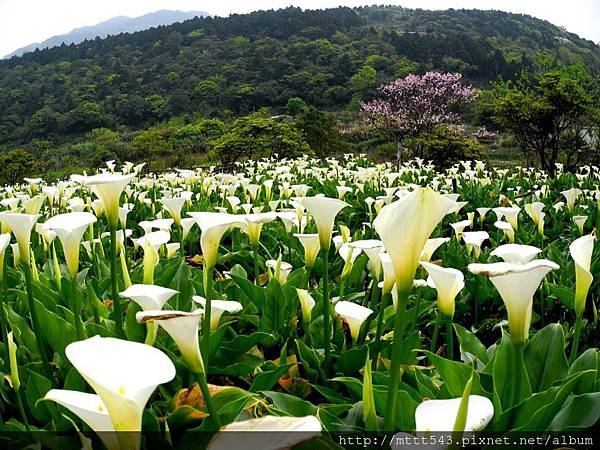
(446, 316), (454, 360)
(253, 244), (260, 285)
(70, 278), (85, 340)
(22, 263), (53, 381)
(15, 388), (32, 438)
(195, 371), (221, 430)
(569, 314), (583, 365)
(430, 314), (441, 353)
(512, 342), (526, 408)
(321, 247), (332, 374)
(202, 266), (213, 366)
(372, 291), (391, 370)
(383, 289), (409, 430)
(109, 225), (124, 339)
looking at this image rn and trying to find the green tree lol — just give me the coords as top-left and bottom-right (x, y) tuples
(492, 60), (597, 175)
(212, 115), (311, 165)
(0, 149), (44, 184)
(296, 107), (352, 158)
(286, 97), (308, 116)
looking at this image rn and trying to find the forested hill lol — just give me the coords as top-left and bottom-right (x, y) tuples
(1, 5), (599, 148)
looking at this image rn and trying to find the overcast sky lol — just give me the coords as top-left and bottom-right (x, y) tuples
(1, 0), (598, 58)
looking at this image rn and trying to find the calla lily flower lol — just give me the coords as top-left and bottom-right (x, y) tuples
(266, 258), (293, 284)
(373, 188), (455, 293)
(450, 219), (472, 240)
(468, 259), (559, 343)
(160, 196), (186, 225)
(188, 212), (243, 269)
(420, 237), (450, 262)
(295, 288), (316, 323)
(0, 233), (11, 279)
(524, 202), (544, 227)
(415, 395), (494, 432)
(562, 187), (582, 212)
(241, 212), (277, 246)
(420, 261), (464, 318)
(573, 215), (587, 235)
(83, 173), (136, 227)
(490, 244), (541, 264)
(44, 212), (98, 278)
(493, 206), (520, 230)
(120, 284), (178, 311)
(44, 390), (120, 450)
(334, 300), (373, 341)
(380, 252), (396, 295)
(293, 233), (320, 268)
(136, 309), (205, 373)
(294, 196), (349, 249)
(569, 234), (595, 316)
(192, 295), (243, 330)
(349, 239), (384, 280)
(47, 336), (176, 450)
(494, 221), (514, 243)
(207, 415), (321, 450)
(0, 212), (40, 265)
(461, 231), (489, 257)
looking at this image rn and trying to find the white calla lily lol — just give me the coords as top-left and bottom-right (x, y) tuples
(294, 196), (349, 249)
(83, 173), (136, 227)
(420, 261), (464, 318)
(60, 336), (176, 450)
(415, 395), (494, 432)
(334, 300), (373, 341)
(468, 259), (559, 343)
(0, 212), (40, 265)
(119, 284), (178, 311)
(293, 233), (320, 268)
(192, 295), (243, 331)
(569, 234), (595, 316)
(374, 188), (455, 293)
(490, 244), (541, 264)
(188, 212), (243, 269)
(295, 288), (316, 323)
(44, 212), (97, 278)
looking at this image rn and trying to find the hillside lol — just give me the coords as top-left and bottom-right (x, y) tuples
(0, 5), (599, 150)
(3, 10), (208, 59)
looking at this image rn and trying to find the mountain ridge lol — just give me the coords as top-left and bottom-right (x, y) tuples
(3, 9), (208, 59)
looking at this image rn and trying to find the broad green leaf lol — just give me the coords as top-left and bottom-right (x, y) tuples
(492, 333), (531, 412)
(546, 392), (600, 431)
(250, 363), (294, 392)
(422, 350), (485, 398)
(453, 323), (489, 366)
(524, 323), (568, 392)
(569, 348), (598, 394)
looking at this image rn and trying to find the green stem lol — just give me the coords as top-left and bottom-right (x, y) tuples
(253, 244), (260, 285)
(321, 247), (331, 374)
(569, 314), (583, 365)
(0, 276), (9, 366)
(446, 316), (454, 360)
(15, 388), (32, 438)
(383, 289), (409, 431)
(195, 371), (221, 429)
(202, 266), (213, 367)
(372, 291), (391, 370)
(430, 316), (441, 353)
(109, 226), (124, 339)
(511, 342), (525, 408)
(70, 278), (85, 340)
(22, 263), (53, 381)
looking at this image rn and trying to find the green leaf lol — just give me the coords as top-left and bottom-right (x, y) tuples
(569, 348), (598, 394)
(453, 374), (474, 433)
(524, 323), (568, 392)
(295, 339), (323, 382)
(34, 299), (77, 360)
(231, 274), (265, 309)
(124, 301), (144, 343)
(5, 305), (39, 357)
(221, 332), (277, 353)
(250, 363), (294, 392)
(262, 390), (316, 416)
(422, 350), (485, 398)
(26, 369), (55, 422)
(362, 351), (377, 432)
(492, 333), (531, 412)
(453, 323), (489, 366)
(546, 393), (600, 431)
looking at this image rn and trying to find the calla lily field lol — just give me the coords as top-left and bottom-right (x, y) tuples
(0, 155), (598, 449)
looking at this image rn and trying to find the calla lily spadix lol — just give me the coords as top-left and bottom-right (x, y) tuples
(294, 196), (349, 249)
(44, 212), (97, 279)
(0, 212), (40, 265)
(207, 415), (321, 450)
(192, 295), (243, 331)
(490, 244), (542, 264)
(420, 261), (464, 319)
(119, 284), (178, 311)
(468, 259), (559, 344)
(569, 234), (595, 316)
(334, 300), (373, 341)
(82, 173), (136, 227)
(46, 336), (176, 450)
(415, 395), (494, 432)
(373, 188), (455, 294)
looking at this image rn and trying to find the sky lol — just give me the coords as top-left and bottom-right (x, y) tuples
(0, 0), (599, 58)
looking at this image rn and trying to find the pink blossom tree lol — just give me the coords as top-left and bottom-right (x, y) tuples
(361, 72), (477, 160)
